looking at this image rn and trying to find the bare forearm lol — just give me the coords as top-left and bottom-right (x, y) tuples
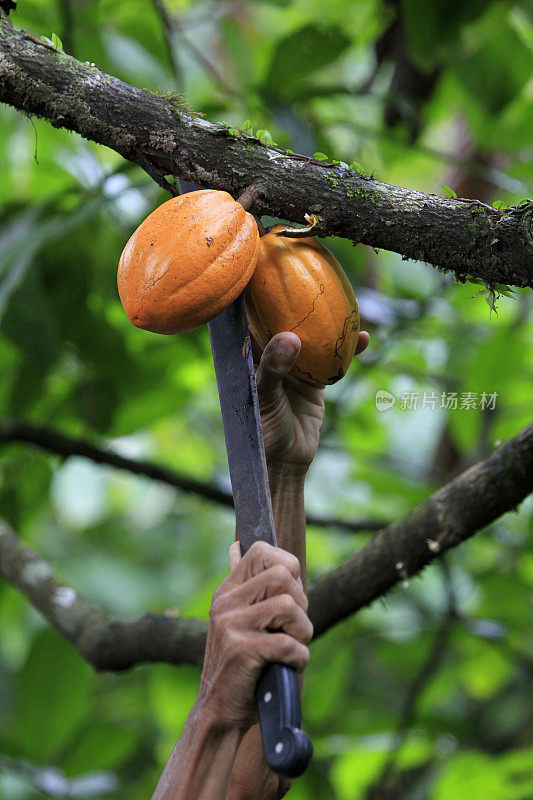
(152, 702), (243, 800)
(224, 469), (308, 800)
(268, 466), (307, 587)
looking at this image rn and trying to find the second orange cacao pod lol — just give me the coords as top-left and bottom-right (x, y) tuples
(245, 225), (360, 386)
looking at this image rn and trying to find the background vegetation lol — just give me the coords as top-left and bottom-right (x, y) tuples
(0, 0), (532, 798)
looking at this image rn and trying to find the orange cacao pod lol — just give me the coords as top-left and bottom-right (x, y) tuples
(245, 225), (360, 386)
(118, 190), (259, 334)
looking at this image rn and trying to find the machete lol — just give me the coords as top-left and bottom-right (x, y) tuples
(178, 179), (312, 778)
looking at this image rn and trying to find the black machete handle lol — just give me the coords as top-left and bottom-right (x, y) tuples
(256, 663), (313, 778)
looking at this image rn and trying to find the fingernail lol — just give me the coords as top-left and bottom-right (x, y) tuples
(277, 339), (297, 357)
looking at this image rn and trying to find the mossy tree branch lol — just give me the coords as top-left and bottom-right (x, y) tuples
(1, 423), (531, 671)
(0, 12), (531, 288)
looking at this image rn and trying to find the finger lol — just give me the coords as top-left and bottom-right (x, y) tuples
(256, 632), (310, 673)
(239, 541), (302, 584)
(355, 330), (370, 356)
(255, 332), (301, 411)
(222, 542), (302, 596)
(211, 563), (309, 615)
(229, 541), (242, 571)
(240, 594), (314, 645)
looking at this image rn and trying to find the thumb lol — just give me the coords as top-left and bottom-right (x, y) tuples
(256, 332), (301, 407)
(229, 541), (242, 571)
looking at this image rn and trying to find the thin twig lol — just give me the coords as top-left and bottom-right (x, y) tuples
(0, 419), (387, 534)
(171, 8), (238, 97)
(22, 33), (58, 52)
(151, 0), (182, 85)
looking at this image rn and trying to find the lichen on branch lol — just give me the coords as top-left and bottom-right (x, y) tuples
(0, 11), (531, 288)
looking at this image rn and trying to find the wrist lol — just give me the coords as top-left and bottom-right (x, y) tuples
(191, 695), (247, 740)
(267, 462), (308, 485)
(267, 466), (307, 589)
(151, 697), (244, 799)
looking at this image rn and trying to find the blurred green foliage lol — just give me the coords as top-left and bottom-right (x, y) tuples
(0, 0), (532, 798)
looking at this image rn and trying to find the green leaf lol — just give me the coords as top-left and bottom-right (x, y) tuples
(460, 645), (512, 700)
(0, 199), (100, 323)
(484, 288), (498, 314)
(63, 723), (140, 775)
(148, 662), (201, 763)
(264, 24), (350, 99)
(313, 152), (329, 161)
(453, 11), (532, 115)
(0, 449), (53, 529)
(401, 0), (488, 68)
(51, 32), (63, 52)
(240, 119), (254, 134)
(7, 629), (94, 760)
(101, 29), (174, 91)
(433, 750), (533, 800)
(493, 283), (517, 296)
(349, 161), (366, 173)
(331, 748), (385, 800)
(441, 184), (457, 198)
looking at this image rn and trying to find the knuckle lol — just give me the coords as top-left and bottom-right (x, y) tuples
(277, 593), (296, 615)
(286, 552), (301, 575)
(277, 549), (301, 578)
(209, 608), (223, 634)
(269, 636), (310, 671)
(268, 633), (293, 663)
(209, 599), (220, 620)
(212, 609), (235, 640)
(249, 540), (271, 559)
(300, 645), (310, 669)
(209, 594), (225, 618)
(220, 629), (242, 659)
(270, 563), (292, 589)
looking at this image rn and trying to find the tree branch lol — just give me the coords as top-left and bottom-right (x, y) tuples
(0, 518), (207, 669)
(0, 13), (531, 287)
(0, 419), (387, 533)
(1, 423), (531, 672)
(307, 421), (533, 637)
(0, 752), (118, 797)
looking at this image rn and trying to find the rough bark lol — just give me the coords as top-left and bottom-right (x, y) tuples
(1, 422), (531, 671)
(0, 518), (207, 669)
(0, 14), (532, 288)
(308, 421), (533, 636)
